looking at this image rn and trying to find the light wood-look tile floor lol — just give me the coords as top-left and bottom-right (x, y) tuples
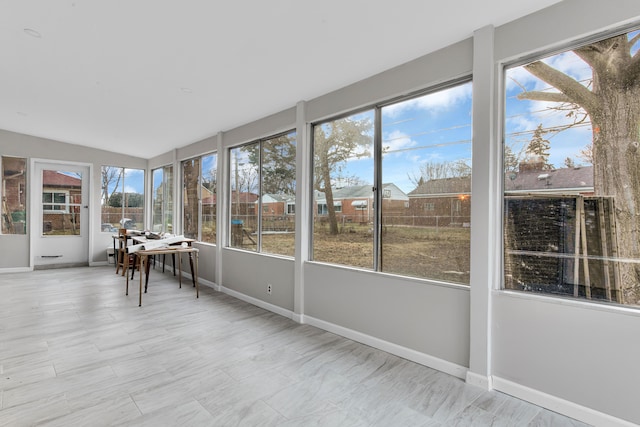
(0, 266), (590, 426)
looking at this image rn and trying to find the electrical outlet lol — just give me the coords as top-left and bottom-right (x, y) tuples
(266, 283), (272, 295)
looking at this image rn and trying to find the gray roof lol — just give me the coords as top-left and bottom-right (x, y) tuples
(505, 166), (593, 193)
(316, 183), (408, 202)
(407, 166), (594, 196)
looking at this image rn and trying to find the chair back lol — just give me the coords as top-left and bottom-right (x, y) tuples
(117, 228), (128, 250)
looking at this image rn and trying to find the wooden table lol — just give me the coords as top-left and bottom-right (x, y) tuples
(131, 235), (196, 281)
(126, 246), (199, 307)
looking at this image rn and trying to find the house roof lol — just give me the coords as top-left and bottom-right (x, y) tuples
(261, 194), (296, 204)
(43, 170), (81, 188)
(407, 166), (594, 197)
(316, 183), (408, 202)
(505, 166), (593, 193)
(409, 176), (471, 196)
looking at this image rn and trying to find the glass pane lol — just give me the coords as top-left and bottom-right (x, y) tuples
(151, 167), (164, 232)
(230, 144), (259, 250)
(122, 168), (144, 230)
(183, 158), (200, 239)
(100, 166), (123, 232)
(2, 157), (27, 234)
(42, 170), (81, 236)
(164, 165), (173, 234)
(201, 153), (217, 244)
(261, 132), (296, 257)
(504, 29), (640, 306)
(313, 110), (375, 269)
(381, 82), (472, 284)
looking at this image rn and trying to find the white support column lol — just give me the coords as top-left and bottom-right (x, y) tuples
(215, 131), (225, 290)
(172, 148), (180, 235)
(293, 100), (309, 323)
(467, 24), (498, 390)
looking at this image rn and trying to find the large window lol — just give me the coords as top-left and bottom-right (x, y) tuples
(1, 157), (27, 235)
(503, 29), (640, 307)
(182, 153), (217, 243)
(100, 166), (145, 231)
(230, 131), (296, 257)
(312, 80), (473, 284)
(151, 165), (173, 233)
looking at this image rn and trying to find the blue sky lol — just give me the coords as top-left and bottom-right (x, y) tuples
(337, 81), (474, 194)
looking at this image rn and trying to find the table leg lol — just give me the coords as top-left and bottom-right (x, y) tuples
(145, 254), (151, 292)
(139, 255), (145, 307)
(178, 252), (183, 288)
(195, 251), (199, 299)
(188, 252), (195, 287)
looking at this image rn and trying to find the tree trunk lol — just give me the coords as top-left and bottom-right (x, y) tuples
(592, 84), (640, 304)
(320, 152), (339, 235)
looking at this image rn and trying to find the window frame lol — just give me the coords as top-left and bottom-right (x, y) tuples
(100, 166), (145, 232)
(42, 190), (69, 213)
(310, 77), (473, 282)
(1, 156), (27, 235)
(500, 26), (640, 307)
(181, 152), (217, 244)
(228, 130), (296, 257)
(151, 164), (173, 234)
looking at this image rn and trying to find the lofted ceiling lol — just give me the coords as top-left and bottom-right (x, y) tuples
(1, 0), (562, 159)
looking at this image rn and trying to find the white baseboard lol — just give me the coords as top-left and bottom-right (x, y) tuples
(292, 313), (305, 324)
(0, 266), (32, 274)
(493, 376), (638, 427)
(219, 286), (295, 320)
(90, 261), (110, 267)
(465, 371), (492, 390)
(303, 315), (468, 380)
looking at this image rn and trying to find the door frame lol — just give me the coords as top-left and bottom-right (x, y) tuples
(29, 158), (93, 269)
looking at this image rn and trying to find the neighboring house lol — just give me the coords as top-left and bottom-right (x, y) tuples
(41, 170), (82, 232)
(408, 176), (471, 227)
(229, 191), (259, 217)
(315, 183), (408, 224)
(260, 193), (296, 219)
(406, 165), (595, 227)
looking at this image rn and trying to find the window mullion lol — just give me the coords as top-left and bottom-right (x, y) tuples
(374, 107), (383, 271)
(257, 141), (263, 252)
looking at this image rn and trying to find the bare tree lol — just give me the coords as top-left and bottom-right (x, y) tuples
(314, 117), (372, 235)
(517, 31), (640, 304)
(101, 166), (122, 206)
(408, 159), (472, 188)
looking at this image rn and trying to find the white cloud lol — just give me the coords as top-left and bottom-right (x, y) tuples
(383, 82), (472, 118)
(382, 129), (418, 155)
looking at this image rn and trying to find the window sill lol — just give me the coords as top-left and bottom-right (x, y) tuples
(495, 289), (640, 318)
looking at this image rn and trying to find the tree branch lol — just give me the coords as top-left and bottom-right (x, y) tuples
(522, 61), (598, 115)
(517, 91), (571, 103)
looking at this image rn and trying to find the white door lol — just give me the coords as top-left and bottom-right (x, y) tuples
(32, 162), (90, 267)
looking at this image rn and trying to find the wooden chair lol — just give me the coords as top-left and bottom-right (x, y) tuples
(115, 228), (129, 276)
(115, 228), (139, 277)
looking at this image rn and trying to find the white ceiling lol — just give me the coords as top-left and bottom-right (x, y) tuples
(1, 0), (562, 159)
